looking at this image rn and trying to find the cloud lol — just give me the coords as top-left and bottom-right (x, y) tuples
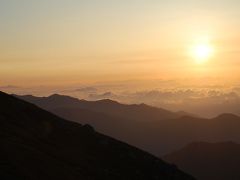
(74, 87), (98, 93)
(4, 79), (240, 118)
(0, 85), (20, 89)
(88, 92), (115, 100)
(115, 89), (240, 118)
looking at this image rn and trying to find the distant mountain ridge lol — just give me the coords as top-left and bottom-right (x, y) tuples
(16, 94), (240, 156)
(164, 141), (240, 180)
(15, 94), (186, 122)
(0, 91), (195, 180)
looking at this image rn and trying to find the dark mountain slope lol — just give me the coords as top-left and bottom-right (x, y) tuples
(0, 91), (194, 180)
(164, 142), (240, 180)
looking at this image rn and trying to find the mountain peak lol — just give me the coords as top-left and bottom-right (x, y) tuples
(95, 98), (120, 105)
(214, 113), (240, 120)
(48, 93), (62, 98)
(48, 93), (77, 100)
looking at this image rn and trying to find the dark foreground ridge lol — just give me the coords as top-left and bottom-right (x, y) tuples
(0, 91), (194, 180)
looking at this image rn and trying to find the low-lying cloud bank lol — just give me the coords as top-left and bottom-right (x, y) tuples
(2, 80), (240, 117)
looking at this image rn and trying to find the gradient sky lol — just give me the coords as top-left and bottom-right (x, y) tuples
(1, 0), (240, 86)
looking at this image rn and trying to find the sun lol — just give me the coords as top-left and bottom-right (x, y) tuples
(191, 42), (214, 64)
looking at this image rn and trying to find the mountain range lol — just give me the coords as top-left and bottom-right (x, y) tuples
(16, 94), (240, 156)
(0, 91), (194, 180)
(15, 94), (185, 121)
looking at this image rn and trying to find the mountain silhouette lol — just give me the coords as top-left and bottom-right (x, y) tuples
(16, 94), (240, 156)
(164, 141), (240, 180)
(16, 94), (185, 122)
(0, 91), (194, 180)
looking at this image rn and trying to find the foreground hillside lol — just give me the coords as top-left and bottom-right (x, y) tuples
(164, 142), (240, 180)
(0, 91), (194, 180)
(17, 94), (240, 156)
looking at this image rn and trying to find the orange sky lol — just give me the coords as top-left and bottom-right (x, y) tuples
(1, 0), (240, 87)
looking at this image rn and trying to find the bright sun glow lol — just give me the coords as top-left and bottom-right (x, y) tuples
(192, 42), (214, 64)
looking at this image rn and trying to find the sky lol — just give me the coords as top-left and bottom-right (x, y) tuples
(1, 0), (240, 87)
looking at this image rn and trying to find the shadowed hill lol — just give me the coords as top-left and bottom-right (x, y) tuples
(164, 141), (240, 180)
(0, 91), (194, 180)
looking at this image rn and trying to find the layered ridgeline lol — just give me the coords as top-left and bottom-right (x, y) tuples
(164, 142), (240, 180)
(16, 94), (240, 156)
(0, 91), (194, 180)
(15, 94), (185, 121)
